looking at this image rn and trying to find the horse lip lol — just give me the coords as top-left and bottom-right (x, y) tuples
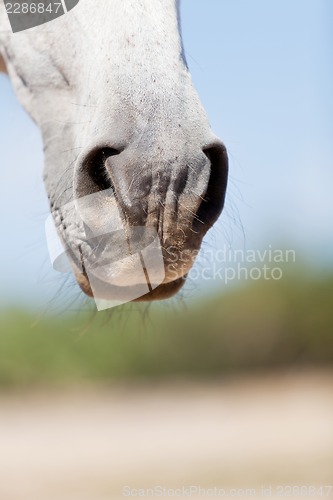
(59, 221), (196, 303)
(133, 276), (186, 301)
(70, 242), (188, 302)
(74, 268), (186, 302)
(51, 189), (203, 303)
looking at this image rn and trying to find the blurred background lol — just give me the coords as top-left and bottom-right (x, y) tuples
(0, 0), (332, 499)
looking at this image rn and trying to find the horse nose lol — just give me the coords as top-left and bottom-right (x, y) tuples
(74, 142), (228, 230)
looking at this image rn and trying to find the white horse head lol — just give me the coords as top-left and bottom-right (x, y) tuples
(0, 0), (228, 303)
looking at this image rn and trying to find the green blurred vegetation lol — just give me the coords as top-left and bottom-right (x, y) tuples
(0, 269), (332, 387)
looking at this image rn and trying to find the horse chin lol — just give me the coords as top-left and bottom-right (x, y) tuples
(133, 277), (186, 301)
(69, 240), (197, 303)
(74, 270), (186, 302)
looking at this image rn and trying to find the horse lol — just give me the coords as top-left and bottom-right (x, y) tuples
(0, 0), (228, 305)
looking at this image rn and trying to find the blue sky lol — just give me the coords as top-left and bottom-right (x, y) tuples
(0, 0), (332, 308)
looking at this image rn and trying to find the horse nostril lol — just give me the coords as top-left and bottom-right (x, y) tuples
(88, 148), (120, 192)
(194, 143), (229, 231)
(76, 147), (121, 198)
(87, 147), (122, 194)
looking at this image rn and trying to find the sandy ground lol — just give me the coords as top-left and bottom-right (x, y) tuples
(0, 370), (332, 500)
